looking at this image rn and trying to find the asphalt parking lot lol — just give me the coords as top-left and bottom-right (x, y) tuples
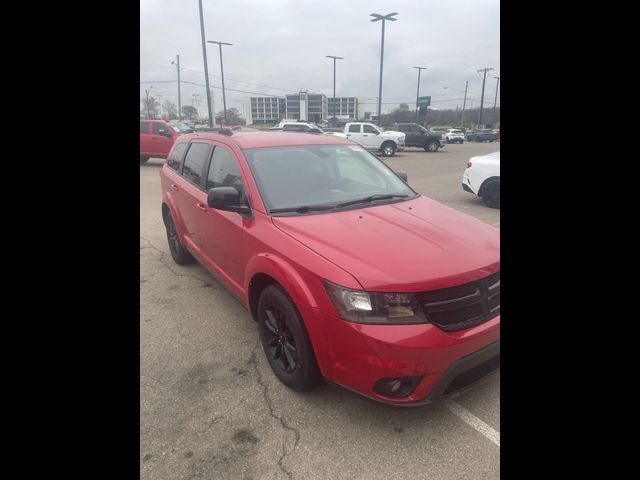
(140, 140), (500, 480)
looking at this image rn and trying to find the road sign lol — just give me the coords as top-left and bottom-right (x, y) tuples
(417, 96), (431, 107)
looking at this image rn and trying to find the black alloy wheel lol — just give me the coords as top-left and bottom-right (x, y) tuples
(164, 212), (195, 265)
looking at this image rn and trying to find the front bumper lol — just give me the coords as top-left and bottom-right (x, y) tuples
(318, 307), (500, 405)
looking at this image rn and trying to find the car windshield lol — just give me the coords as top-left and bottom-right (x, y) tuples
(170, 122), (195, 133)
(451, 130), (463, 134)
(244, 144), (417, 215)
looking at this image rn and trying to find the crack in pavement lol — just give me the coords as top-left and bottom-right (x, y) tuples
(249, 342), (300, 479)
(140, 235), (212, 286)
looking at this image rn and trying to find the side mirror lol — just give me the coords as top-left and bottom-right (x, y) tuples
(396, 170), (408, 183)
(207, 187), (251, 216)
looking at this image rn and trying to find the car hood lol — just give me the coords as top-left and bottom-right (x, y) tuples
(272, 196), (500, 291)
(382, 130), (405, 137)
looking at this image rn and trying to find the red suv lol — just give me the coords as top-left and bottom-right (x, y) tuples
(159, 131), (500, 405)
(140, 120), (193, 164)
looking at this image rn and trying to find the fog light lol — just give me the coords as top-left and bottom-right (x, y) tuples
(373, 375), (424, 398)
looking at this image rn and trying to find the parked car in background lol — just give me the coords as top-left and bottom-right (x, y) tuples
(462, 151), (500, 208)
(429, 128), (447, 140)
(160, 130), (500, 405)
(392, 123), (444, 152)
(343, 122), (405, 156)
(466, 129), (497, 142)
(443, 129), (465, 144)
(495, 130), (500, 141)
(140, 120), (193, 164)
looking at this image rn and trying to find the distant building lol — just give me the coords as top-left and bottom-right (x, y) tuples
(248, 96), (285, 124)
(248, 92), (366, 125)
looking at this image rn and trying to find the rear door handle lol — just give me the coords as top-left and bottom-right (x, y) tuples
(170, 184), (179, 191)
(196, 203), (207, 212)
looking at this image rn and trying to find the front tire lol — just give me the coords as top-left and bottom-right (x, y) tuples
(380, 142), (397, 157)
(482, 179), (500, 208)
(164, 211), (195, 265)
(257, 285), (321, 391)
(425, 140), (439, 152)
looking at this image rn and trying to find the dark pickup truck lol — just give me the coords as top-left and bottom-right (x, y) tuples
(392, 123), (444, 152)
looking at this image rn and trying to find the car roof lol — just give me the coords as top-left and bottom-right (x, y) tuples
(176, 131), (353, 149)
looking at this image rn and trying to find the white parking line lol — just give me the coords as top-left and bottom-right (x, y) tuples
(447, 401), (500, 447)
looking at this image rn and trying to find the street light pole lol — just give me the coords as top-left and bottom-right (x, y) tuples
(413, 66), (427, 122)
(492, 76), (500, 125)
(370, 13), (398, 122)
(462, 80), (468, 127)
(326, 55), (344, 123)
(197, 0), (214, 127)
(208, 40), (233, 125)
(156, 94), (163, 118)
(171, 55), (182, 120)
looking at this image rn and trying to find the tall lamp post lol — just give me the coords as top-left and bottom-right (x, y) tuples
(326, 55), (344, 124)
(370, 12), (398, 121)
(207, 40), (233, 125)
(171, 55), (182, 120)
(492, 76), (500, 126)
(413, 66), (427, 122)
(197, 0), (213, 127)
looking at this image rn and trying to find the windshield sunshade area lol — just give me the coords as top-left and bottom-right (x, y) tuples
(244, 145), (417, 215)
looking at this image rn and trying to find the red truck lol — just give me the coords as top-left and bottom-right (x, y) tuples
(140, 120), (193, 164)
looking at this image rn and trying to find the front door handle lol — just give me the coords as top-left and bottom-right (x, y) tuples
(170, 184), (179, 191)
(196, 203), (207, 212)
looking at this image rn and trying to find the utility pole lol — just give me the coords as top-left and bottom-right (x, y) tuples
(370, 12), (398, 121)
(208, 41), (232, 125)
(492, 76), (500, 126)
(197, 0), (214, 127)
(171, 55), (182, 120)
(145, 86), (152, 119)
(413, 66), (427, 122)
(156, 94), (163, 118)
(462, 80), (468, 127)
(326, 56), (344, 124)
(477, 67), (493, 127)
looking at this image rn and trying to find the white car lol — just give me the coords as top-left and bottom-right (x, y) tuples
(444, 129), (465, 144)
(277, 122), (347, 138)
(462, 151), (500, 208)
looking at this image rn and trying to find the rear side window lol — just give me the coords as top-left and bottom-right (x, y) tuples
(348, 124), (361, 133)
(206, 146), (245, 195)
(167, 143), (188, 171)
(181, 143), (211, 187)
(140, 122), (150, 133)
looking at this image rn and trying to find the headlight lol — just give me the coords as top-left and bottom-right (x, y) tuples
(324, 281), (428, 324)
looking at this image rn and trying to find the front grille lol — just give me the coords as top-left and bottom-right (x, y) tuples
(418, 272), (500, 332)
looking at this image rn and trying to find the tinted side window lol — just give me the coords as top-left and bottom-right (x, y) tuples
(206, 146), (245, 200)
(182, 143), (211, 186)
(348, 124), (361, 133)
(167, 143), (188, 171)
(152, 122), (167, 134)
(140, 122), (150, 133)
(363, 124), (378, 134)
(395, 124), (407, 132)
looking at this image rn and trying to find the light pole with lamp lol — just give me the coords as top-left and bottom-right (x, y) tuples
(171, 55), (182, 120)
(370, 12), (398, 122)
(326, 55), (344, 125)
(207, 40), (233, 125)
(492, 76), (500, 126)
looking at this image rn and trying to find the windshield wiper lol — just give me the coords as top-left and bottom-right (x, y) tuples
(270, 204), (336, 214)
(335, 194), (410, 209)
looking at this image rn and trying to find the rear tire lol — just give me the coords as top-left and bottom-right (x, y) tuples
(482, 179), (500, 209)
(257, 285), (322, 391)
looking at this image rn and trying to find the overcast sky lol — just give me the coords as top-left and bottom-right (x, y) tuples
(140, 0), (499, 118)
